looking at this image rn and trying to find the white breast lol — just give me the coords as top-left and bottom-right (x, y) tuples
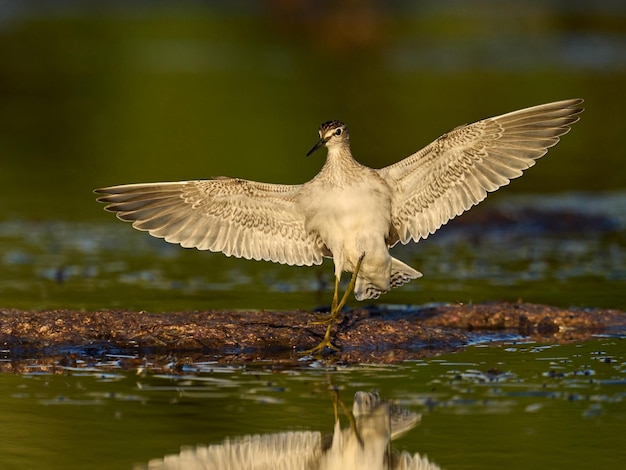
(298, 171), (393, 275)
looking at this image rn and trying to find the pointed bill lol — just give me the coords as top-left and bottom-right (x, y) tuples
(306, 137), (326, 157)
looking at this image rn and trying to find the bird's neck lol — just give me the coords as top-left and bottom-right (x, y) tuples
(322, 144), (359, 174)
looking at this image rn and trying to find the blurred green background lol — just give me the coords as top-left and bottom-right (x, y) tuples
(0, 0), (625, 313)
(0, 0), (624, 222)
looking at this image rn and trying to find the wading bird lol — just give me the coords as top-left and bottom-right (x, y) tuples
(96, 99), (583, 354)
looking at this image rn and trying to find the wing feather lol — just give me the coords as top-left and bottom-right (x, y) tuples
(378, 99), (584, 244)
(95, 179), (325, 266)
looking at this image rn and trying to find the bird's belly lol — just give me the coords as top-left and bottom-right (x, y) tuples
(302, 182), (392, 273)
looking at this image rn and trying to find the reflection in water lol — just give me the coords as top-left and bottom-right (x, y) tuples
(1, 340), (624, 469)
(137, 391), (442, 470)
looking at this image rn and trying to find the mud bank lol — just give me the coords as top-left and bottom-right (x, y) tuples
(1, 302), (625, 366)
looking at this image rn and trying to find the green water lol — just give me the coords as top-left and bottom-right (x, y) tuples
(1, 339), (624, 469)
(1, 192), (625, 313)
(1, 3), (626, 469)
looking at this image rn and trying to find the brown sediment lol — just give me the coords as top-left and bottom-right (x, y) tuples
(1, 302), (624, 369)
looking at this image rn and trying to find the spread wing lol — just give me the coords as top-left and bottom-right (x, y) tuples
(95, 178), (328, 266)
(141, 431), (322, 470)
(377, 99), (584, 245)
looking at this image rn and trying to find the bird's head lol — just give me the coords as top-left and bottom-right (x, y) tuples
(306, 120), (349, 156)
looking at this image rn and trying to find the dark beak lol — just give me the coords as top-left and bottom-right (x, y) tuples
(306, 137), (326, 157)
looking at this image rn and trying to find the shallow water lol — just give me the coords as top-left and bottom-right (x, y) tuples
(1, 193), (624, 313)
(1, 338), (624, 469)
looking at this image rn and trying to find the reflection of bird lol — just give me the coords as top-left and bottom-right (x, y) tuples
(321, 391), (437, 470)
(137, 391), (441, 470)
(96, 99), (583, 353)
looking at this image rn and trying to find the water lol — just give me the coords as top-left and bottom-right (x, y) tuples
(1, 339), (624, 469)
(1, 192), (624, 312)
(1, 3), (625, 469)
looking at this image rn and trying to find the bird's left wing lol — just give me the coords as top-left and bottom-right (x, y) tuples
(377, 99), (584, 245)
(140, 431), (322, 470)
(95, 178), (328, 266)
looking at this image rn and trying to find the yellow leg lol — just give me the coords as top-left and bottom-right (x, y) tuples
(332, 389), (339, 424)
(332, 388), (364, 448)
(335, 255), (364, 314)
(302, 255), (365, 355)
(313, 275), (341, 324)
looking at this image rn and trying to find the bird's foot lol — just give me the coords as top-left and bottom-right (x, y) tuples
(301, 338), (339, 356)
(300, 324), (339, 355)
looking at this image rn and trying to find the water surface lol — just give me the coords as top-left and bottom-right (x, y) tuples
(1, 339), (624, 469)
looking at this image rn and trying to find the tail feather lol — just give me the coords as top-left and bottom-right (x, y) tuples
(390, 258), (422, 288)
(354, 258), (422, 301)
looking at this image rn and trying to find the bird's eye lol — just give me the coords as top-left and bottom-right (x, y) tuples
(335, 128), (342, 136)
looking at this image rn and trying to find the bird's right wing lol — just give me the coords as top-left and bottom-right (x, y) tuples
(377, 99), (584, 245)
(95, 178), (328, 266)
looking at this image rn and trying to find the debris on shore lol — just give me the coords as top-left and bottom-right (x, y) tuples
(1, 302), (624, 368)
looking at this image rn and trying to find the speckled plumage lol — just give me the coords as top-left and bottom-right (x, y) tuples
(96, 99), (583, 351)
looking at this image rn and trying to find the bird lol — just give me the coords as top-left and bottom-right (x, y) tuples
(95, 98), (584, 354)
(136, 391), (441, 470)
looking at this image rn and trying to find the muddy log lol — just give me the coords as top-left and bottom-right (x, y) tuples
(1, 302), (624, 365)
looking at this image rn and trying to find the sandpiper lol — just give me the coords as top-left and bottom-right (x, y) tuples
(96, 99), (583, 354)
